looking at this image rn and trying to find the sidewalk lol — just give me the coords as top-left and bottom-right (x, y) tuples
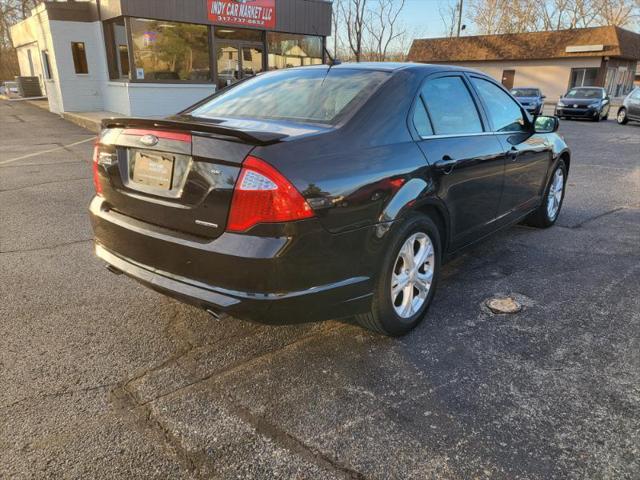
(61, 110), (121, 133)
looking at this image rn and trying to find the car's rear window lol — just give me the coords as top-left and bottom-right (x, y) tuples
(511, 88), (539, 97)
(190, 68), (390, 125)
(566, 88), (602, 98)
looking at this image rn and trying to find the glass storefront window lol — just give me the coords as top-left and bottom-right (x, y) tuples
(214, 26), (264, 90)
(214, 26), (262, 42)
(104, 18), (129, 80)
(266, 33), (323, 70)
(129, 18), (210, 81)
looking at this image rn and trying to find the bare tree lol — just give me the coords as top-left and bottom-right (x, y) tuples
(467, 0), (505, 34)
(439, 0), (460, 36)
(331, 0), (343, 59)
(340, 0), (368, 62)
(1, 0), (39, 81)
(364, 0), (407, 61)
(595, 0), (638, 25)
(468, 0), (638, 34)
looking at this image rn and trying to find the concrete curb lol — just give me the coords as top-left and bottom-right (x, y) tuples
(62, 111), (103, 133)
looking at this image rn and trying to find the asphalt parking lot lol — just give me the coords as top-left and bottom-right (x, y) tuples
(1, 99), (639, 479)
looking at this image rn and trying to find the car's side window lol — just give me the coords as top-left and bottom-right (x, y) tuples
(413, 98), (434, 137)
(632, 89), (640, 100)
(470, 77), (527, 133)
(421, 76), (483, 135)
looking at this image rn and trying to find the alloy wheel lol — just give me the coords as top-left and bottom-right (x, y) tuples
(546, 168), (564, 220)
(617, 109), (626, 123)
(390, 232), (435, 318)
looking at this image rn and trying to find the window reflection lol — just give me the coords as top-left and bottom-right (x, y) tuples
(267, 33), (323, 70)
(193, 69), (389, 125)
(130, 18), (210, 81)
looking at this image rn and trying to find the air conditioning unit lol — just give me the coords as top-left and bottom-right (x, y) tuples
(15, 76), (42, 97)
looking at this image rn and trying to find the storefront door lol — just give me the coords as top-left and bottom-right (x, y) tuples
(215, 43), (264, 90)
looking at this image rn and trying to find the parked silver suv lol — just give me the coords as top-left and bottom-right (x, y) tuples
(617, 87), (640, 125)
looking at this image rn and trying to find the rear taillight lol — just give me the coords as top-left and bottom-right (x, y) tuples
(92, 141), (102, 195)
(93, 137), (117, 196)
(227, 155), (314, 232)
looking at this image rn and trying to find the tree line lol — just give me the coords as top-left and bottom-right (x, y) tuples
(464, 0), (639, 35)
(0, 0), (637, 82)
(0, 0), (37, 80)
(330, 0), (638, 63)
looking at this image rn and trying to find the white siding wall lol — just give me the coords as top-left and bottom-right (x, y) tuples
(13, 14), (217, 117)
(445, 58), (602, 100)
(126, 83), (215, 117)
(10, 8), (64, 112)
(48, 20), (106, 112)
(16, 44), (43, 80)
(103, 82), (131, 116)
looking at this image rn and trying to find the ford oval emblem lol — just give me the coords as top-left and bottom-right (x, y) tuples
(140, 134), (159, 146)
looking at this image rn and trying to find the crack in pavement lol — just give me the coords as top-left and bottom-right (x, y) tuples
(0, 177), (90, 193)
(0, 159), (87, 169)
(0, 238), (92, 254)
(111, 323), (366, 479)
(0, 383), (116, 412)
(229, 402), (366, 480)
(557, 206), (630, 229)
(109, 386), (201, 475)
(0, 137), (94, 166)
(134, 324), (344, 407)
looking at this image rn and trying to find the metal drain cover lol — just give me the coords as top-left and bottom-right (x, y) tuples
(486, 297), (522, 314)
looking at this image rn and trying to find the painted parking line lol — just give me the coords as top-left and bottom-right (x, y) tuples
(0, 137), (95, 166)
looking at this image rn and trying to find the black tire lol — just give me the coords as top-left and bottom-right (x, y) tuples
(617, 107), (629, 125)
(592, 111), (601, 122)
(525, 160), (567, 228)
(355, 213), (441, 336)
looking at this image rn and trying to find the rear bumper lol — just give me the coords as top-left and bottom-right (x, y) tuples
(90, 196), (374, 323)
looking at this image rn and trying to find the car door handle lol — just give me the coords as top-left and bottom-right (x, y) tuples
(506, 147), (518, 161)
(434, 155), (456, 174)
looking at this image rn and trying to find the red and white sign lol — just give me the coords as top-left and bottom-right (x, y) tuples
(207, 0), (276, 29)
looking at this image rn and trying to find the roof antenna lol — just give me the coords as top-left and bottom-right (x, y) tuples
(312, 24), (340, 67)
(325, 43), (341, 67)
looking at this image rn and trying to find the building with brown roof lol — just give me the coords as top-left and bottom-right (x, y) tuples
(408, 26), (640, 100)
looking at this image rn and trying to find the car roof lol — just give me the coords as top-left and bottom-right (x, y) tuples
(293, 62), (484, 75)
(512, 87), (540, 90)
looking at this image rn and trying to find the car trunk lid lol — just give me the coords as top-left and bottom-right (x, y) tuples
(94, 118), (290, 240)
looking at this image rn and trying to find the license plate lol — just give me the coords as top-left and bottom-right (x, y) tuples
(132, 150), (174, 190)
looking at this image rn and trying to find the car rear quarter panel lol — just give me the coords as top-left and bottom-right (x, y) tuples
(252, 70), (430, 235)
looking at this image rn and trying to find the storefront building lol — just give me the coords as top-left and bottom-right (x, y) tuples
(10, 0), (332, 116)
(408, 26), (640, 101)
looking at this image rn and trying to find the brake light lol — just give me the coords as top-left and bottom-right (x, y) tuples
(124, 129), (192, 143)
(227, 155), (314, 232)
(92, 141), (102, 195)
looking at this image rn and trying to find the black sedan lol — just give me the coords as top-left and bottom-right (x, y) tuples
(91, 63), (570, 336)
(555, 87), (611, 121)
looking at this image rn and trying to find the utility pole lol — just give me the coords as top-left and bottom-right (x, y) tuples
(456, 0), (464, 37)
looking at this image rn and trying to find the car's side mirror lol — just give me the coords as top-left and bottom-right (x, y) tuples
(541, 95), (546, 99)
(534, 115), (559, 133)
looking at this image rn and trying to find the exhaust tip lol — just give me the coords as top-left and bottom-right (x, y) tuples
(205, 308), (221, 320)
(106, 264), (123, 275)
